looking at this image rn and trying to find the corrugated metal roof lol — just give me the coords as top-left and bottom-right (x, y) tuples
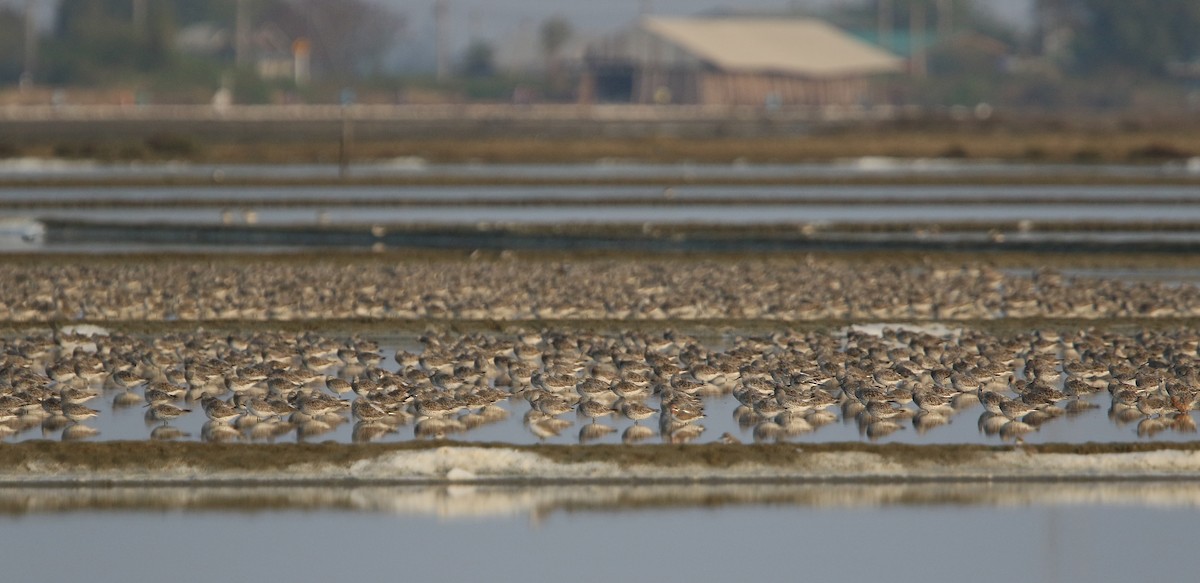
(641, 17), (903, 77)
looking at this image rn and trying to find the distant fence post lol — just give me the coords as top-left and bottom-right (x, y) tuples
(339, 107), (354, 179)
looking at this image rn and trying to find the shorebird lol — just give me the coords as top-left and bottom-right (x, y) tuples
(619, 400), (658, 424)
(240, 396), (292, 421)
(61, 402), (100, 423)
(661, 403), (705, 431)
(110, 370), (147, 391)
(577, 399), (614, 423)
(532, 394), (573, 417)
(59, 386), (99, 405)
(145, 402), (191, 425)
(224, 376), (260, 394)
(576, 378), (614, 401)
(352, 398), (392, 423)
(200, 395), (240, 424)
(326, 377), (353, 395)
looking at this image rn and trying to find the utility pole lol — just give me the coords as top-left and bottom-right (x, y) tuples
(877, 0), (892, 53)
(936, 0), (952, 37)
(235, 0), (250, 68)
(434, 0), (449, 81)
(20, 0), (36, 90)
(910, 0), (928, 78)
(132, 0), (146, 30)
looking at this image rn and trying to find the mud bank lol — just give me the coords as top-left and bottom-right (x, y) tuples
(5, 442), (1200, 485)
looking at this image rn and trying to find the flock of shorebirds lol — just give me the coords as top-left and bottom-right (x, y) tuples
(0, 259), (1197, 321)
(0, 325), (1196, 444)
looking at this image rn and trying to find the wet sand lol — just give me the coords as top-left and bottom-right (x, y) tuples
(6, 173), (1200, 188)
(4, 441), (1200, 485)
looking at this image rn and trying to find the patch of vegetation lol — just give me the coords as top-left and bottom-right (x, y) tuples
(144, 133), (199, 157)
(1072, 147), (1103, 163)
(939, 144), (969, 159)
(1128, 143), (1193, 161)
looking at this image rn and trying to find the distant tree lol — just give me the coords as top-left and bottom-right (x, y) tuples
(539, 15), (572, 72)
(49, 0), (177, 81)
(461, 40), (495, 78)
(0, 8), (24, 83)
(828, 0), (1017, 47)
(170, 0), (238, 26)
(267, 0), (404, 79)
(142, 1), (176, 69)
(1068, 0), (1200, 76)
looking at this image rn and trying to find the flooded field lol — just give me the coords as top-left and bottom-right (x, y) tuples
(3, 482), (1200, 583)
(4, 161), (1200, 583)
(3, 157), (1199, 182)
(19, 201), (1200, 227)
(1, 177), (1198, 254)
(1, 254), (1200, 448)
(5, 323), (1200, 447)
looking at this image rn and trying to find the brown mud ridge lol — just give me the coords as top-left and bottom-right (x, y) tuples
(6, 174), (1200, 189)
(10, 248), (1200, 269)
(8, 127), (1200, 165)
(4, 441), (1200, 485)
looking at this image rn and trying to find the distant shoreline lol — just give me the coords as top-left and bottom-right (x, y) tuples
(3, 133), (1198, 168)
(1, 105), (1199, 166)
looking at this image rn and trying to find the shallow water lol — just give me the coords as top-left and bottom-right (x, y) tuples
(3, 482), (1199, 583)
(21, 202), (1200, 225)
(4, 183), (1199, 227)
(22, 202), (1200, 226)
(36, 384), (1196, 446)
(5, 183), (1200, 253)
(5, 184), (1200, 203)
(12, 332), (1200, 447)
(3, 157), (1200, 181)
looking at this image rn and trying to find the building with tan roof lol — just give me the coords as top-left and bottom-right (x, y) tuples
(581, 17), (903, 106)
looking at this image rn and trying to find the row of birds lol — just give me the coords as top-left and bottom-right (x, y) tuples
(0, 326), (1197, 444)
(1, 260), (1198, 322)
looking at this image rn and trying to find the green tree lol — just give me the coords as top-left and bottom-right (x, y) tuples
(539, 15), (572, 72)
(461, 40), (495, 78)
(0, 8), (25, 83)
(265, 0), (404, 79)
(50, 0), (177, 81)
(171, 0), (237, 26)
(142, 1), (177, 69)
(826, 0), (1018, 48)
(1070, 0), (1200, 76)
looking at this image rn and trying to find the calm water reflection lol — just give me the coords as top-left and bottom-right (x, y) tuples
(2, 482), (1198, 583)
(3, 157), (1199, 180)
(5, 184), (1200, 203)
(26, 203), (1200, 226)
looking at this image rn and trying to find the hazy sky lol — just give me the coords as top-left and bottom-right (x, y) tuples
(376, 0), (1034, 69)
(1, 0), (1035, 72)
(375, 0), (1034, 37)
(2, 0), (1034, 38)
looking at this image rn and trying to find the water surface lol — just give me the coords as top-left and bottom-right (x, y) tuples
(3, 482), (1197, 583)
(3, 157), (1199, 181)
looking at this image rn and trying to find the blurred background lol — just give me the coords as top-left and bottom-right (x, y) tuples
(0, 0), (1194, 112)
